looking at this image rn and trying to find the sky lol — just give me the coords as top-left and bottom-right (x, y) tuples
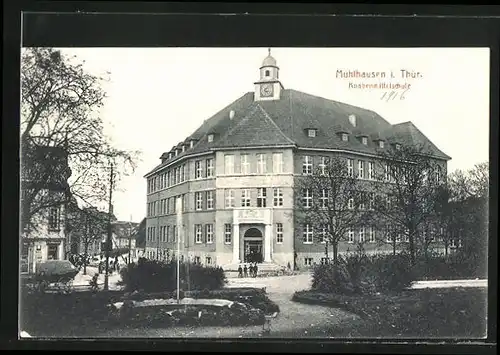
(54, 47), (490, 223)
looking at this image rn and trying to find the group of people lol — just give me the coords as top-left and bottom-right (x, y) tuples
(238, 263), (259, 278)
(98, 256), (120, 274)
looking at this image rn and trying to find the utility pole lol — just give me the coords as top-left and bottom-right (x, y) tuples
(104, 164), (114, 291)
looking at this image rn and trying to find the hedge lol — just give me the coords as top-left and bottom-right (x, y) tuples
(119, 258), (227, 293)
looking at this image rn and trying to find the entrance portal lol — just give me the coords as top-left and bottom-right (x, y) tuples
(243, 228), (263, 263)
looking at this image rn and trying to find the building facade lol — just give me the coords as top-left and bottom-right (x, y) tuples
(21, 145), (69, 273)
(144, 51), (451, 269)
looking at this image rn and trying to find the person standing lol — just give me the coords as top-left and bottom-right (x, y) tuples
(249, 264), (254, 278)
(254, 263), (258, 278)
(238, 265), (243, 278)
(243, 264), (248, 278)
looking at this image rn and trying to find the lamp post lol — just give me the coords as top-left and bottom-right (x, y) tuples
(104, 163), (114, 291)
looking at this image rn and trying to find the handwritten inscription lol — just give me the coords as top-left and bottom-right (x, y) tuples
(335, 69), (424, 102)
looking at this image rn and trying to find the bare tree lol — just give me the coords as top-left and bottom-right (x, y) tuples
(20, 47), (140, 232)
(373, 143), (445, 265)
(293, 155), (371, 264)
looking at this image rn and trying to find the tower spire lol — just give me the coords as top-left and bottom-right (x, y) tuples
(268, 47), (271, 56)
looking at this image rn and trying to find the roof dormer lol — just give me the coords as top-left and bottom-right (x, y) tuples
(190, 138), (198, 149)
(356, 134), (369, 145)
(207, 133), (215, 143)
(305, 128), (318, 138)
(337, 131), (350, 142)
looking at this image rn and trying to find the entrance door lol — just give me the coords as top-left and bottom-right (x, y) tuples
(47, 244), (59, 260)
(244, 240), (263, 263)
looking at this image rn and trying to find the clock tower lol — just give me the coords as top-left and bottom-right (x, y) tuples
(254, 48), (284, 102)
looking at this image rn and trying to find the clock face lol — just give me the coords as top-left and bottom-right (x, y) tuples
(260, 84), (273, 97)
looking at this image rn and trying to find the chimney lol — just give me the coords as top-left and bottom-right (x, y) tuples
(348, 114), (357, 127)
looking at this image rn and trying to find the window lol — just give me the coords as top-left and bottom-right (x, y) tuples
(379, 140), (384, 149)
(304, 258), (313, 266)
(224, 154), (234, 174)
(341, 133), (348, 142)
(384, 164), (391, 182)
(303, 224), (313, 244)
(362, 137), (368, 145)
(302, 188), (313, 208)
(386, 194), (392, 209)
(368, 192), (375, 210)
(195, 160), (203, 179)
(241, 189), (251, 207)
(180, 165), (185, 182)
(348, 228), (354, 243)
(320, 189), (328, 208)
(205, 256), (212, 265)
(166, 225), (170, 242)
(195, 192), (203, 211)
(265, 70), (270, 77)
(319, 156), (328, 175)
(172, 225), (177, 242)
(162, 226), (167, 242)
(167, 170), (171, 187)
(182, 145), (186, 153)
(395, 232), (402, 243)
(194, 256), (201, 264)
(272, 153), (284, 173)
(302, 156), (313, 175)
(206, 190), (214, 209)
(240, 154), (250, 174)
(385, 225), (393, 243)
(257, 188), (267, 207)
(276, 223), (283, 243)
(359, 227), (365, 243)
(368, 162), (375, 180)
(225, 189), (235, 208)
(257, 153), (267, 174)
(224, 224), (232, 244)
(347, 159), (354, 177)
(358, 160), (364, 179)
(273, 188), (284, 207)
(435, 167), (441, 183)
(195, 224), (203, 243)
(207, 134), (214, 143)
(183, 194), (187, 212)
(206, 158), (214, 177)
(348, 197), (354, 210)
(206, 224), (214, 243)
(359, 191), (366, 210)
(308, 129), (317, 137)
(368, 227), (375, 243)
(320, 225), (329, 243)
(190, 140), (195, 148)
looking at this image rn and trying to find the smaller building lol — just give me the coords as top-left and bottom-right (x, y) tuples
(100, 220), (140, 262)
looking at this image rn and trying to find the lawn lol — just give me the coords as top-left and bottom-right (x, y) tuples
(19, 286), (279, 337)
(292, 287), (487, 338)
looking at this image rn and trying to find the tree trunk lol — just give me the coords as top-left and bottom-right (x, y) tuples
(324, 241), (329, 260)
(332, 242), (339, 265)
(83, 244), (88, 275)
(392, 239), (396, 255)
(408, 229), (416, 265)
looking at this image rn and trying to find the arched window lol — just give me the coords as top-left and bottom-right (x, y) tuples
(265, 70), (270, 77)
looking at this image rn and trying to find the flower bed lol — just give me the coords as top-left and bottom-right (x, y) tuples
(112, 298), (265, 327)
(123, 287), (280, 315)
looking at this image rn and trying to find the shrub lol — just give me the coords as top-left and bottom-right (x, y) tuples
(311, 251), (416, 295)
(368, 253), (415, 292)
(412, 252), (486, 281)
(119, 259), (227, 293)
